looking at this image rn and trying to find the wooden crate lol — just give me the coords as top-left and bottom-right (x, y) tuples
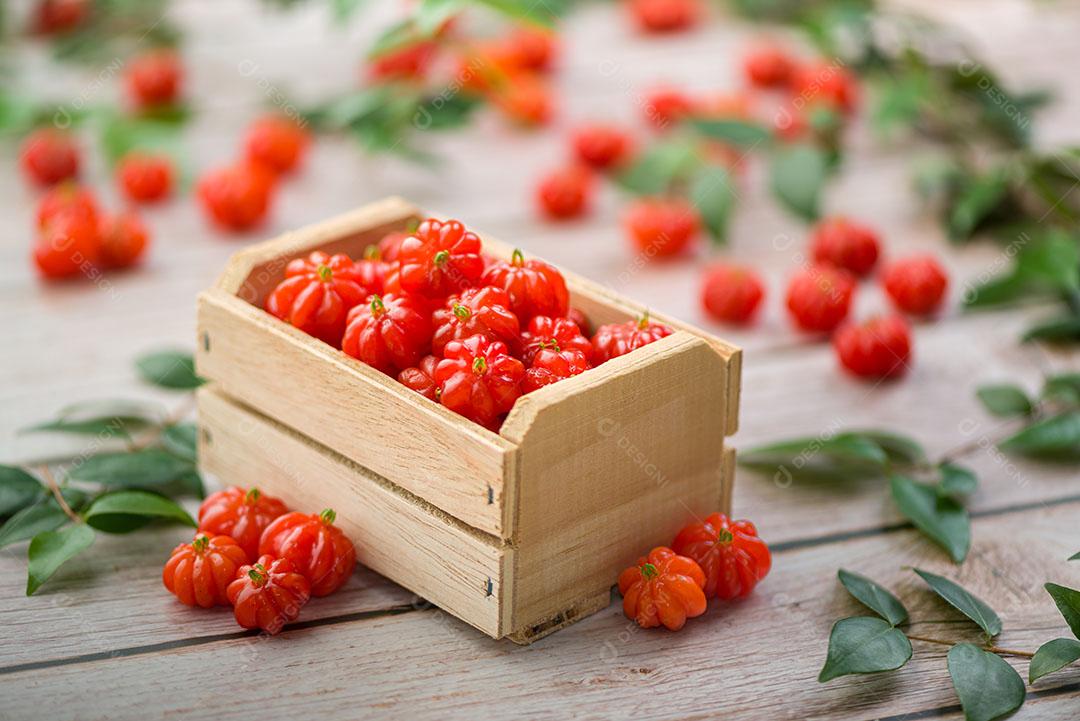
(195, 197), (742, 644)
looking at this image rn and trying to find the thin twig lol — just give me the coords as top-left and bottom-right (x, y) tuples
(907, 635), (1034, 658)
(38, 465), (81, 524)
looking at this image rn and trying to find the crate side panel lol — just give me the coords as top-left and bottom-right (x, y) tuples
(505, 334), (730, 634)
(198, 387), (506, 638)
(196, 290), (512, 538)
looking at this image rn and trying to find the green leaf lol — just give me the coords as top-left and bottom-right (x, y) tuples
(963, 272), (1030, 309)
(1043, 373), (1080, 404)
(817, 616), (912, 682)
(1070, 550), (1080, 561)
(0, 500), (65, 548)
(938, 463), (979, 498)
(1023, 315), (1080, 344)
(23, 399), (163, 437)
(853, 430), (926, 466)
(1045, 583), (1080, 640)
(837, 569), (908, 626)
(415, 0), (464, 34)
(770, 143), (827, 221)
(0, 466), (44, 518)
(690, 117), (773, 148)
(66, 449), (195, 490)
(891, 476), (971, 562)
(740, 433), (890, 483)
(26, 524), (95, 595)
(473, 0), (566, 26)
(614, 138), (702, 196)
(135, 350), (203, 390)
(100, 114), (185, 167)
(947, 643), (1025, 721)
(161, 423), (198, 462)
(1000, 411), (1080, 460)
(84, 490), (196, 534)
(947, 169), (1011, 241)
(690, 165), (736, 243)
(976, 385), (1033, 417)
(1030, 638), (1080, 683)
(914, 568), (1002, 636)
(413, 93), (480, 131)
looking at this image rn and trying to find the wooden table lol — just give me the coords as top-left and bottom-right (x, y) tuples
(3, 1), (1079, 718)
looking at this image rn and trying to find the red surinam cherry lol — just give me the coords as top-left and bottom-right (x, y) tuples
(20, 128), (79, 186)
(700, 263), (766, 325)
(435, 335), (525, 429)
(36, 183), (98, 229)
(117, 152), (174, 203)
(163, 533), (249, 608)
(834, 315), (913, 380)
(618, 546), (707, 630)
(881, 255), (949, 316)
(33, 210), (99, 279)
(809, 217), (881, 278)
(643, 87), (695, 130)
(97, 210), (150, 270)
(258, 509), (357, 597)
(244, 115), (310, 175)
(431, 285), (521, 356)
(523, 344), (590, 392)
(519, 315), (593, 365)
(197, 486), (289, 562)
(481, 248), (569, 322)
(398, 218), (485, 297)
(591, 313), (674, 364)
(125, 48), (183, 109)
(536, 165), (593, 220)
(623, 197), (700, 258)
(197, 162), (275, 232)
(671, 513), (771, 600)
(227, 555), (311, 634)
(266, 252), (370, 346)
(342, 293), (433, 374)
(743, 43), (796, 89)
(785, 265), (856, 333)
(628, 0), (701, 33)
(790, 61), (859, 114)
(571, 124), (634, 170)
(398, 355), (440, 401)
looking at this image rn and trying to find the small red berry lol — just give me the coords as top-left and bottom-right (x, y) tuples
(435, 335), (525, 429)
(834, 315), (913, 380)
(809, 217), (880, 277)
(117, 152), (174, 204)
(785, 265), (856, 333)
(623, 197), (700, 259)
(671, 513), (771, 600)
(701, 263), (765, 325)
(536, 165), (594, 220)
(493, 74), (553, 126)
(643, 87), (695, 130)
(398, 355), (440, 401)
(743, 44), (796, 89)
(20, 129), (79, 186)
(501, 26), (557, 72)
(627, 0), (701, 33)
(258, 509), (356, 597)
(244, 115), (310, 176)
(196, 162), (275, 232)
(36, 183), (98, 229)
(482, 248), (569, 322)
(592, 313), (674, 364)
(431, 285), (521, 357)
(163, 534), (249, 608)
(33, 0), (88, 34)
(226, 555), (311, 634)
(567, 307), (592, 336)
(197, 486), (289, 562)
(342, 294), (433, 375)
(33, 210), (99, 280)
(368, 41), (438, 81)
(571, 124), (634, 170)
(523, 344), (590, 393)
(97, 211), (150, 270)
(398, 217), (485, 298)
(266, 253), (370, 346)
(882, 255), (949, 316)
(377, 231), (409, 263)
(125, 48), (183, 110)
(520, 315), (593, 366)
(790, 61), (858, 115)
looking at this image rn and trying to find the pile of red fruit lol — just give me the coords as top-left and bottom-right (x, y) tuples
(163, 486), (356, 635)
(699, 217), (950, 381)
(619, 512), (771, 631)
(263, 217), (675, 430)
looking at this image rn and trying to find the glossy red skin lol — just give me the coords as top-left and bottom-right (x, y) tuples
(33, 0), (88, 34)
(33, 210), (99, 279)
(368, 41), (438, 81)
(536, 165), (593, 220)
(377, 231), (409, 262)
(520, 315), (593, 366)
(567, 307), (592, 336)
(523, 346), (590, 393)
(432, 286), (521, 356)
(810, 217), (880, 277)
(163, 534), (249, 608)
(258, 512), (356, 597)
(643, 88), (695, 130)
(501, 26), (557, 72)
(398, 355), (440, 401)
(785, 265), (856, 333)
(117, 152), (173, 203)
(628, 0), (701, 33)
(227, 555), (311, 634)
(701, 263), (765, 325)
(671, 513), (771, 600)
(197, 486), (289, 562)
(493, 75), (553, 126)
(20, 129), (79, 186)
(97, 211), (150, 269)
(197, 163), (275, 232)
(398, 218), (485, 298)
(592, 318), (674, 364)
(834, 315), (913, 380)
(571, 124), (634, 171)
(435, 335), (525, 429)
(624, 197), (700, 258)
(617, 546), (707, 630)
(743, 44), (796, 88)
(790, 61), (859, 114)
(481, 251), (569, 322)
(882, 255), (949, 316)
(266, 253), (370, 346)
(36, 184), (98, 229)
(125, 49), (183, 109)
(342, 293), (433, 374)
(245, 115), (310, 175)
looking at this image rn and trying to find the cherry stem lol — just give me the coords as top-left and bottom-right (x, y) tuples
(472, 356), (487, 375)
(370, 295), (386, 316)
(316, 264), (332, 282)
(39, 465), (80, 524)
(638, 311), (651, 330)
(716, 529), (734, 544)
(453, 304), (472, 321)
(363, 245), (380, 261)
(245, 487), (261, 504)
(320, 508), (336, 525)
(248, 565), (267, 587)
(641, 563), (658, 580)
(433, 250), (450, 267)
(511, 248), (525, 267)
(906, 635), (1034, 658)
(192, 534), (210, 553)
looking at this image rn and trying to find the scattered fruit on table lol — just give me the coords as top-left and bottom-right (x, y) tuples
(163, 533), (249, 608)
(244, 115), (311, 176)
(623, 197), (701, 259)
(834, 314), (913, 380)
(33, 210), (99, 279)
(36, 183), (98, 228)
(571, 124), (635, 171)
(789, 60), (859, 115)
(627, 0), (702, 34)
(227, 555), (312, 635)
(700, 263), (766, 326)
(197, 486), (289, 561)
(266, 251), (371, 346)
(33, 0), (88, 35)
(742, 43), (796, 89)
(97, 210), (151, 269)
(125, 48), (184, 111)
(196, 162), (276, 232)
(20, 128), (79, 186)
(618, 546), (707, 630)
(643, 87), (696, 130)
(809, 217), (880, 278)
(671, 513), (772, 599)
(882, 254), (949, 316)
(117, 152), (175, 204)
(259, 509), (358, 597)
(785, 265), (856, 333)
(535, 165), (594, 220)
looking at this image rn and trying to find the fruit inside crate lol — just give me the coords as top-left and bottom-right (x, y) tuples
(196, 196), (742, 643)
